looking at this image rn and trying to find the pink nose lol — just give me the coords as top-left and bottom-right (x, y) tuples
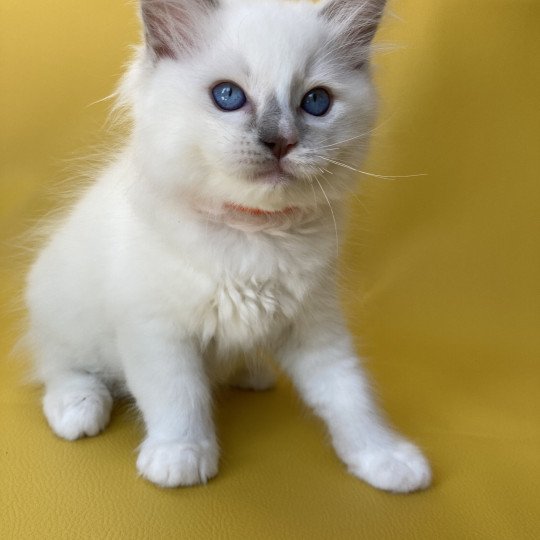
(260, 136), (298, 160)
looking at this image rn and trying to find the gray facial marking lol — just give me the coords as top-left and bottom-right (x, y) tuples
(290, 76), (311, 139)
(257, 95), (282, 144)
(290, 75), (306, 104)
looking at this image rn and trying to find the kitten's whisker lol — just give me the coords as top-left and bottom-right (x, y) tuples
(314, 175), (339, 258)
(315, 134), (366, 149)
(314, 114), (395, 150)
(320, 175), (369, 215)
(305, 173), (319, 208)
(86, 91), (118, 108)
(315, 156), (427, 180)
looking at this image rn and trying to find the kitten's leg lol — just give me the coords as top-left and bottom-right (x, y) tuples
(42, 370), (113, 441)
(118, 324), (218, 488)
(277, 301), (431, 493)
(229, 357), (276, 391)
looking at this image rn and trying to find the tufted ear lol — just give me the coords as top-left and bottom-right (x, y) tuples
(140, 0), (219, 60)
(319, 0), (387, 66)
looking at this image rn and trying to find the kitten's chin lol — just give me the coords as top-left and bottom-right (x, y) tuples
(247, 160), (309, 186)
(250, 168), (294, 186)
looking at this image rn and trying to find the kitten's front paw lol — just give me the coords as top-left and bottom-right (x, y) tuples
(137, 439), (219, 488)
(347, 440), (431, 493)
(43, 385), (112, 441)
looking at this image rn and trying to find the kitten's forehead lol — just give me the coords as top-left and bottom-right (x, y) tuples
(221, 2), (327, 87)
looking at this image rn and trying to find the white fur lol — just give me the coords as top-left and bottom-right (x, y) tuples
(25, 0), (430, 492)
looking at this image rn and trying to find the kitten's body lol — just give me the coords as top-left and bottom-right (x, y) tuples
(26, 0), (431, 492)
(29, 152), (336, 381)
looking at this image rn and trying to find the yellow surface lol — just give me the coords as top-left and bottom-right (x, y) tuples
(2, 1), (539, 538)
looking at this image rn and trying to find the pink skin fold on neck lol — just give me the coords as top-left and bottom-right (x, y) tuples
(222, 202), (299, 217)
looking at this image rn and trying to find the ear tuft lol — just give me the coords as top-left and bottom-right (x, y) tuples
(320, 0), (387, 65)
(140, 0), (219, 61)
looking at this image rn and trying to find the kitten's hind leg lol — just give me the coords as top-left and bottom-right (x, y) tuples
(42, 371), (113, 441)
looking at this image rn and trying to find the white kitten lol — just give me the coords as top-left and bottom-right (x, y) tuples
(25, 0), (431, 492)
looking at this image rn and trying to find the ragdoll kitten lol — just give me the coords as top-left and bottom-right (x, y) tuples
(25, 0), (431, 492)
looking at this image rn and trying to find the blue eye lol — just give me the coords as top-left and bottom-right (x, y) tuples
(301, 87), (331, 116)
(211, 82), (247, 111)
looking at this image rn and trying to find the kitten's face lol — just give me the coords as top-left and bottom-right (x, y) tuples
(129, 0), (384, 212)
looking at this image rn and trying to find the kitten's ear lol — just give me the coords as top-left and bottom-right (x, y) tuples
(320, 0), (387, 65)
(140, 0), (219, 60)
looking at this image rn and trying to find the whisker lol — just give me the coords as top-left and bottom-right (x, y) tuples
(315, 134), (367, 150)
(86, 91), (118, 108)
(315, 156), (427, 180)
(313, 115), (393, 150)
(320, 175), (369, 215)
(314, 175), (339, 258)
(305, 173), (319, 208)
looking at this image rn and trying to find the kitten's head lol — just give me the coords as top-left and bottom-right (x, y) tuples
(124, 0), (386, 218)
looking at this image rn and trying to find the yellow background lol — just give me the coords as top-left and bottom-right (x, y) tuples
(1, 1), (539, 538)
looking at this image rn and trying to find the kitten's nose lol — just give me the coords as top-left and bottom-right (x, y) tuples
(260, 135), (298, 160)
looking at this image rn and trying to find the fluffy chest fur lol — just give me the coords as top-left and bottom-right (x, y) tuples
(194, 268), (310, 352)
(123, 192), (337, 354)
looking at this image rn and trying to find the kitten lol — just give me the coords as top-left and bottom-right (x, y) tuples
(25, 0), (431, 492)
